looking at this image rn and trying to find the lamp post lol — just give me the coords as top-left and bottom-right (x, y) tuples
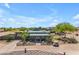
(24, 48), (26, 53)
(63, 52), (66, 55)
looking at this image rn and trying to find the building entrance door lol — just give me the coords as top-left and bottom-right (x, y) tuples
(36, 39), (41, 43)
(35, 37), (41, 43)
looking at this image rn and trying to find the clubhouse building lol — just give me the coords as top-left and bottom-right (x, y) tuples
(27, 30), (50, 43)
(16, 30), (50, 43)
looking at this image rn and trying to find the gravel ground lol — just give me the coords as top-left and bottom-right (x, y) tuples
(1, 50), (63, 55)
(12, 44), (79, 55)
(0, 32), (79, 55)
(0, 42), (79, 55)
(0, 40), (9, 48)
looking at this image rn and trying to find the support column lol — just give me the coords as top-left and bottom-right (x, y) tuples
(40, 36), (41, 43)
(35, 36), (36, 43)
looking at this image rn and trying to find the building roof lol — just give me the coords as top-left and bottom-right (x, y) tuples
(27, 30), (50, 33)
(29, 34), (49, 36)
(27, 30), (50, 36)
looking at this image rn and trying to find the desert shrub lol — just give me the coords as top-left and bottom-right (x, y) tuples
(62, 37), (78, 44)
(19, 31), (29, 45)
(1, 34), (15, 42)
(68, 38), (78, 43)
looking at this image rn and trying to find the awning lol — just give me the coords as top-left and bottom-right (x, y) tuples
(29, 34), (49, 36)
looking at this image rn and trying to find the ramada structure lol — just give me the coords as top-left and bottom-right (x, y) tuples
(16, 30), (50, 43)
(27, 30), (50, 43)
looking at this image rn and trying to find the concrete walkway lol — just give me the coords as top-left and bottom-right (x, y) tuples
(0, 40), (20, 54)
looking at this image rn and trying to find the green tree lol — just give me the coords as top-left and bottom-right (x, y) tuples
(20, 31), (29, 45)
(2, 34), (14, 42)
(3, 27), (13, 31)
(51, 23), (77, 43)
(19, 27), (28, 31)
(53, 23), (76, 33)
(50, 34), (60, 43)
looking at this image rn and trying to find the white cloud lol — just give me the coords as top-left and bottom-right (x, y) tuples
(72, 21), (79, 27)
(73, 14), (79, 20)
(49, 22), (58, 27)
(14, 16), (50, 25)
(49, 20), (59, 27)
(0, 15), (50, 27)
(71, 14), (79, 26)
(0, 9), (6, 17)
(4, 3), (10, 8)
(0, 8), (63, 27)
(0, 14), (61, 27)
(74, 21), (79, 24)
(48, 18), (64, 27)
(53, 19), (58, 22)
(0, 22), (4, 25)
(8, 18), (16, 23)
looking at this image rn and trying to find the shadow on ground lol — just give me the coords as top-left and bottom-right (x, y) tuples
(1, 50), (63, 55)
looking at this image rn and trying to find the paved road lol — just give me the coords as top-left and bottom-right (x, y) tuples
(0, 40), (20, 54)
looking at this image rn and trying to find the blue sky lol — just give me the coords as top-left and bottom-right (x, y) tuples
(0, 3), (79, 28)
